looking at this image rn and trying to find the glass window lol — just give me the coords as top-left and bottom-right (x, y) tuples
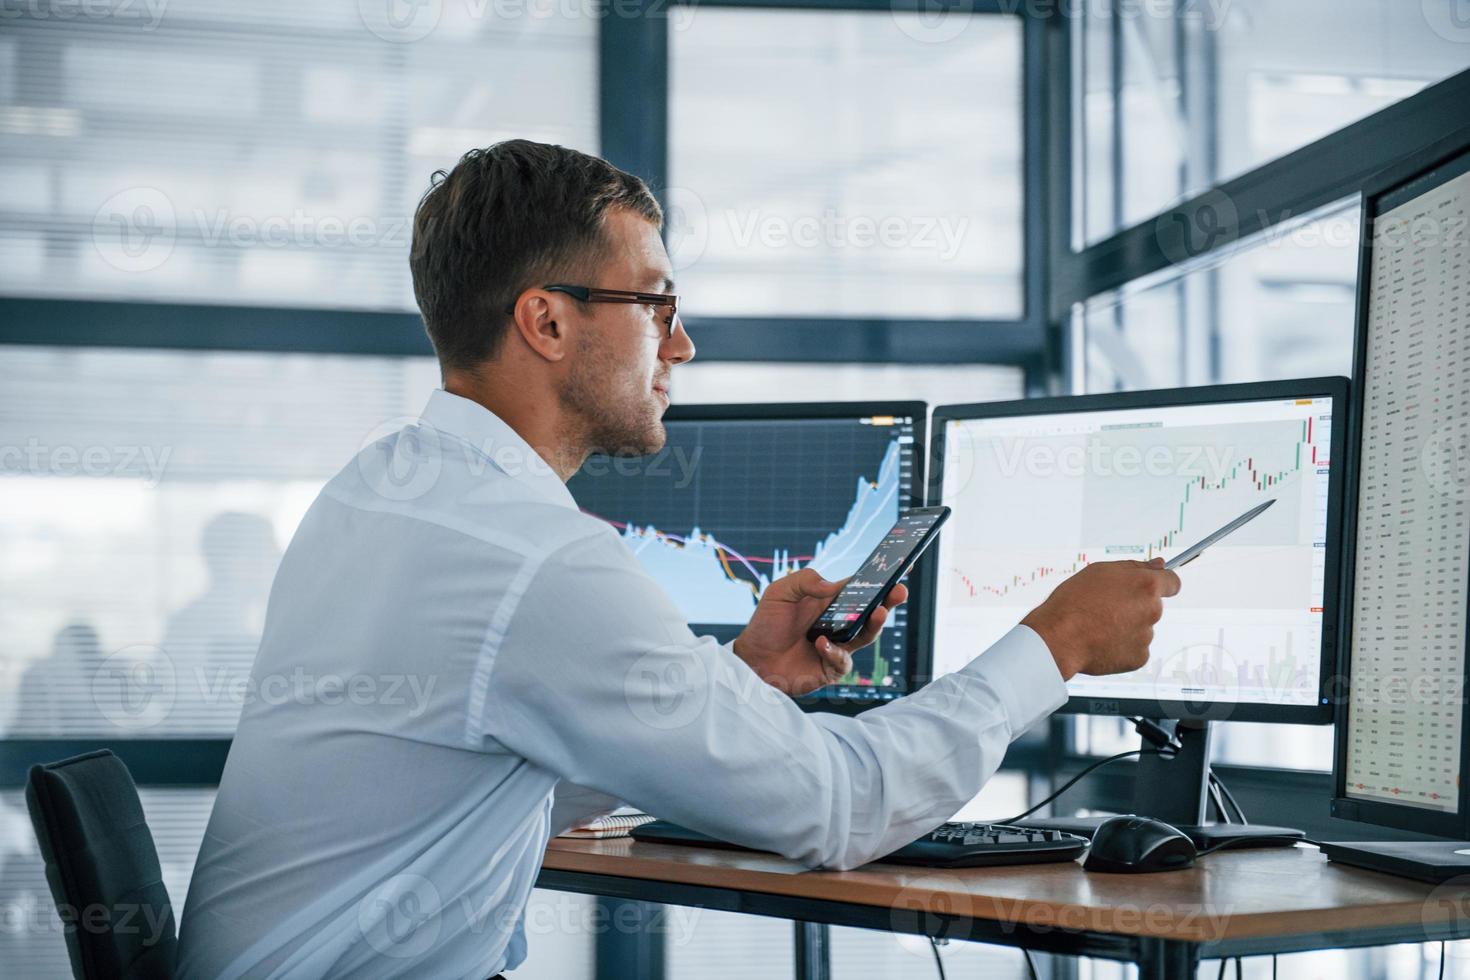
(0, 345), (441, 737)
(672, 362), (1024, 408)
(669, 9), (1023, 319)
(0, 0), (597, 310)
(1075, 0), (1470, 245)
(1079, 200), (1360, 393)
(1076, 202), (1360, 773)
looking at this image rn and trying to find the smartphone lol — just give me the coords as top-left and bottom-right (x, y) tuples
(806, 506), (951, 644)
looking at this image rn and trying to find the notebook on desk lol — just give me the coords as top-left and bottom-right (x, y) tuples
(559, 810), (656, 840)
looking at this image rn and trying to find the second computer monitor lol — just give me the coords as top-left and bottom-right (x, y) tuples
(567, 401), (927, 711)
(926, 378), (1347, 724)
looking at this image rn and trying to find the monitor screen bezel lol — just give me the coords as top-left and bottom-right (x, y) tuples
(922, 377), (1349, 726)
(651, 400), (930, 716)
(1329, 129), (1470, 840)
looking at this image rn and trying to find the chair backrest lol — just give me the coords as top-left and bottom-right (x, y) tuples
(25, 750), (177, 980)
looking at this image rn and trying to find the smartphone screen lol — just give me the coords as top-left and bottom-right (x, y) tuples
(806, 506), (951, 643)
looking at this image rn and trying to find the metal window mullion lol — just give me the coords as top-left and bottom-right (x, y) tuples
(1054, 67), (1470, 311)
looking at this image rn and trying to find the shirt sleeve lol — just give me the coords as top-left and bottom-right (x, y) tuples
(549, 781), (624, 835)
(481, 529), (1067, 871)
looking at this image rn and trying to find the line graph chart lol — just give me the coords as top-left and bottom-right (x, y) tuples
(932, 397), (1333, 707)
(569, 414), (919, 690)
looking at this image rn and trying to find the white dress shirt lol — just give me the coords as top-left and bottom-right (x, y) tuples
(176, 389), (1068, 980)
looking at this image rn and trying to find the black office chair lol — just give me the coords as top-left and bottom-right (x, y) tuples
(25, 750), (178, 980)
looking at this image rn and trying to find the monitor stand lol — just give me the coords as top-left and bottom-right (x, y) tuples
(1016, 719), (1304, 849)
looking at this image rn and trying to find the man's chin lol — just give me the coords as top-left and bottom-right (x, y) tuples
(594, 418), (665, 458)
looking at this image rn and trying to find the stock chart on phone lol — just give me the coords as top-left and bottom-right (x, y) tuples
(568, 411), (920, 699)
(932, 396), (1333, 708)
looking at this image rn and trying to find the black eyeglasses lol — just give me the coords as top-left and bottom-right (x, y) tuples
(505, 284), (681, 337)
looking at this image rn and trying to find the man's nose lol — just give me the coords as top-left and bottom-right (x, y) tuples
(661, 316), (695, 365)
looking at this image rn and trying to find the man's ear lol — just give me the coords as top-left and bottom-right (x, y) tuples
(508, 290), (570, 363)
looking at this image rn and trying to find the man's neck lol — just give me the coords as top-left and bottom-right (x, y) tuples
(443, 369), (588, 482)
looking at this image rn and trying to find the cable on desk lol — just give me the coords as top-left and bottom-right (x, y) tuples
(1022, 947), (1039, 980)
(1000, 749), (1167, 824)
(1441, 940), (1447, 980)
(928, 937), (946, 980)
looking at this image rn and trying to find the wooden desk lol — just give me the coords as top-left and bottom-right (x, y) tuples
(540, 837), (1470, 979)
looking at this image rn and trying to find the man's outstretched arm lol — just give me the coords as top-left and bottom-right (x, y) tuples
(482, 532), (1178, 870)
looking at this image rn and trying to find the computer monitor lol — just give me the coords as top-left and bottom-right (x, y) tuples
(567, 401), (928, 713)
(1322, 129), (1470, 880)
(925, 378), (1348, 842)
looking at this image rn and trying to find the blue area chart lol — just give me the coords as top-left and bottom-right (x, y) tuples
(618, 438), (902, 625)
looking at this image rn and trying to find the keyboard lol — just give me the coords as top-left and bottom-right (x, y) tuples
(630, 819), (1089, 869)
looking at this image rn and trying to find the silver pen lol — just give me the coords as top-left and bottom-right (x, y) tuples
(1163, 499), (1276, 570)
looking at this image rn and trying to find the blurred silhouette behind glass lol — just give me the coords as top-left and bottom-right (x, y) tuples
(161, 513), (281, 734)
(12, 622), (106, 737)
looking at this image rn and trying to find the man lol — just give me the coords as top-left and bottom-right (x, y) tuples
(177, 140), (1180, 979)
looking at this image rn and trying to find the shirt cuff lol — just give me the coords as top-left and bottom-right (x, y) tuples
(958, 624), (1069, 736)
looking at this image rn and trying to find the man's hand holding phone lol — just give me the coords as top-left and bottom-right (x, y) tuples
(734, 569), (908, 697)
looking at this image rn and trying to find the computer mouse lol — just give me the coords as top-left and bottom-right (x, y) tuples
(1083, 814), (1198, 874)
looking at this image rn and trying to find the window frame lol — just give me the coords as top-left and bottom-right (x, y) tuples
(0, 0), (1048, 374)
(1043, 7), (1470, 803)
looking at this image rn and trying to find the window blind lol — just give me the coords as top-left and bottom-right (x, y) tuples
(0, 0), (598, 310)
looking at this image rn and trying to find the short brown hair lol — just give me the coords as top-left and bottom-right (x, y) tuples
(409, 140), (663, 372)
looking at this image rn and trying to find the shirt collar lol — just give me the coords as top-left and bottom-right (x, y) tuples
(418, 389), (579, 511)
